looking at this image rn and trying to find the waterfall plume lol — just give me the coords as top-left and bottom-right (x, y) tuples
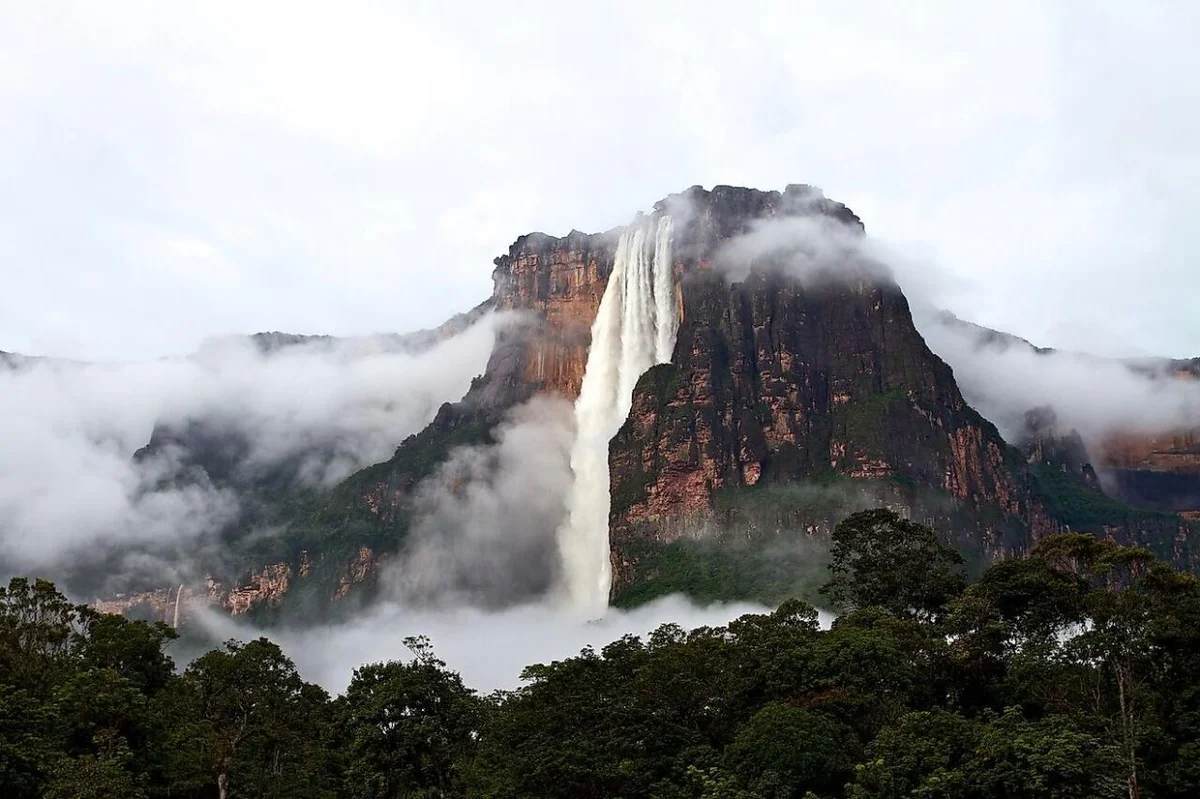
(557, 215), (677, 616)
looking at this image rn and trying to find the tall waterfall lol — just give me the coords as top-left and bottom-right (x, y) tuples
(558, 215), (677, 615)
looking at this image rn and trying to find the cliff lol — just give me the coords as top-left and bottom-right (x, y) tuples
(603, 187), (1056, 599)
(86, 184), (1200, 618)
(489, 230), (620, 401)
(933, 311), (1200, 520)
(1100, 430), (1200, 515)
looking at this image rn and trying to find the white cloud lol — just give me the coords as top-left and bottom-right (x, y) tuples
(0, 316), (500, 571)
(193, 595), (835, 694)
(390, 395), (577, 608)
(918, 313), (1200, 447)
(0, 1), (1195, 360)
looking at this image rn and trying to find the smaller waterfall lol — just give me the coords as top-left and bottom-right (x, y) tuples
(557, 215), (677, 616)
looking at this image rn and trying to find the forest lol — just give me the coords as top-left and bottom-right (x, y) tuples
(2, 509), (1198, 798)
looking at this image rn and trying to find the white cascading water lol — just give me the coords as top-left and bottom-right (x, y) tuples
(558, 215), (677, 616)
(653, 216), (677, 363)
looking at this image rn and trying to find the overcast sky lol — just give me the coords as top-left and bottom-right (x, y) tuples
(2, 1), (1197, 361)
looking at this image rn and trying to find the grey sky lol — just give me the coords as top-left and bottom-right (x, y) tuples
(2, 1), (1197, 361)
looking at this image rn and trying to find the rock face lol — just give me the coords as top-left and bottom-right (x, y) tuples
(1009, 409), (1197, 575)
(490, 230), (619, 401)
(86, 183), (1200, 620)
(1099, 430), (1200, 514)
(930, 311), (1200, 520)
(1019, 407), (1100, 487)
(92, 562), (297, 623)
(604, 186), (1053, 593)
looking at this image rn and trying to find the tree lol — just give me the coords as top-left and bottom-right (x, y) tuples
(965, 710), (1124, 798)
(43, 730), (147, 799)
(341, 636), (481, 798)
(1027, 535), (1161, 799)
(0, 578), (88, 695)
(821, 509), (966, 620)
(944, 554), (1089, 713)
(0, 683), (55, 799)
(468, 634), (705, 799)
(847, 709), (979, 799)
(684, 765), (764, 799)
(164, 637), (326, 799)
(723, 703), (851, 798)
(77, 612), (176, 697)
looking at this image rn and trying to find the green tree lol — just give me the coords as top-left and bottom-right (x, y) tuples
(164, 637), (332, 799)
(341, 636), (481, 798)
(468, 633), (704, 798)
(0, 683), (55, 798)
(43, 730), (147, 799)
(847, 708), (979, 799)
(0, 578), (87, 695)
(685, 765), (764, 799)
(723, 703), (851, 798)
(965, 710), (1124, 798)
(820, 510), (965, 620)
(77, 612), (177, 696)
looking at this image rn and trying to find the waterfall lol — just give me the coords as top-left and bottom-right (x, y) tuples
(653, 216), (677, 363)
(557, 215), (677, 615)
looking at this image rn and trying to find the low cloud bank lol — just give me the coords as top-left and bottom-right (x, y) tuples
(0, 315), (500, 573)
(193, 595), (835, 693)
(917, 315), (1200, 445)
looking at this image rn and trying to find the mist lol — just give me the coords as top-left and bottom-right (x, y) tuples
(192, 594), (834, 693)
(389, 395), (576, 608)
(707, 207), (1200, 451)
(917, 313), (1200, 446)
(714, 213), (883, 285)
(0, 315), (501, 574)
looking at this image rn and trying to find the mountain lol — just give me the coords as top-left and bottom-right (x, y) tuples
(130, 297), (496, 510)
(70, 184), (1200, 620)
(929, 311), (1200, 522)
(0, 350), (82, 370)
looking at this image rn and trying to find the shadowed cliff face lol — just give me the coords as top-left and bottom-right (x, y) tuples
(608, 273), (1037, 525)
(1100, 431), (1200, 515)
(600, 189), (1063, 595)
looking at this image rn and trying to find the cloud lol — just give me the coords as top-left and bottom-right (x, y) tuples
(1, 2), (1197, 360)
(174, 384), (833, 696)
(713, 212), (882, 285)
(917, 313), (1200, 446)
(707, 205), (956, 307)
(0, 316), (501, 575)
(703, 207), (1200, 455)
(388, 395), (576, 608)
(191, 594), (834, 694)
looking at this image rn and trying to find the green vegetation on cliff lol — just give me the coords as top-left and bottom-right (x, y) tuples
(1030, 462), (1177, 530)
(1029, 462), (1190, 566)
(612, 538), (831, 609)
